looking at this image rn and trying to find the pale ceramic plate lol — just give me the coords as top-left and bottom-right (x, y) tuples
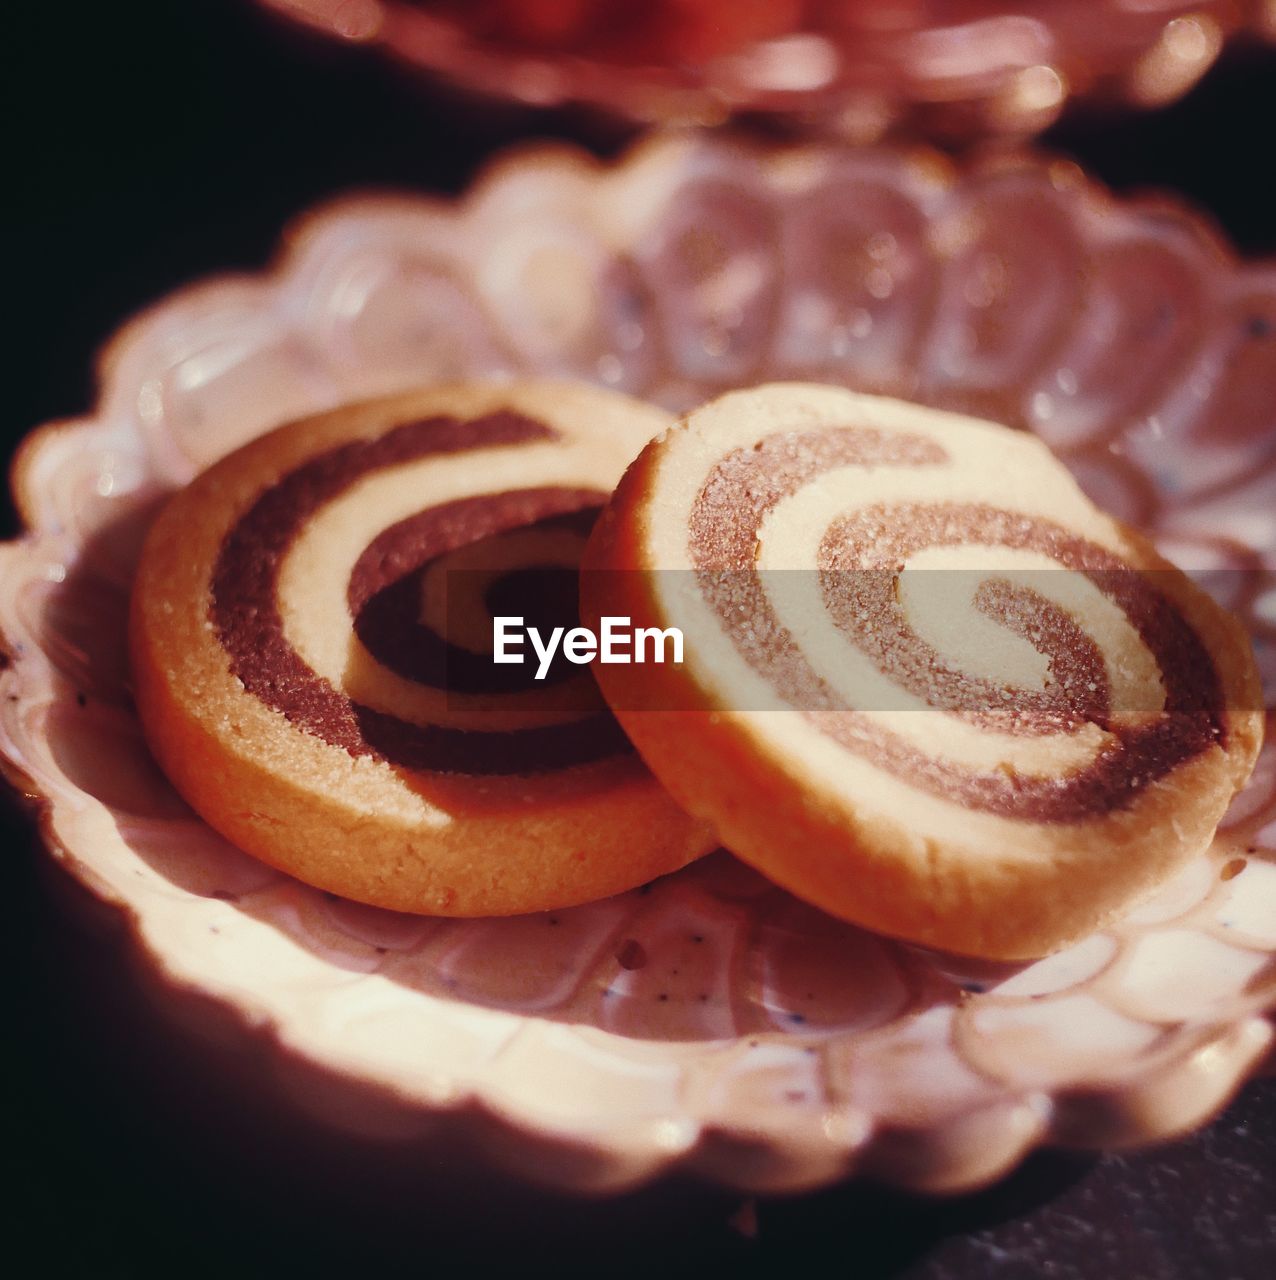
(263, 0), (1275, 138)
(2, 133), (1275, 1194)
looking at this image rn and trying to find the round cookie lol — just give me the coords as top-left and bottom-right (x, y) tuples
(581, 383), (1264, 959)
(130, 381), (716, 915)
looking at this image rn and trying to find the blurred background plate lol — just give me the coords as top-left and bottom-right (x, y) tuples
(2, 131), (1274, 1195)
(261, 0), (1276, 139)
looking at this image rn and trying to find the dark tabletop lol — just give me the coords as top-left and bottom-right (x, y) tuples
(4, 2), (1275, 1275)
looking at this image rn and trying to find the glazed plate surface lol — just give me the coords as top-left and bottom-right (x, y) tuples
(2, 133), (1275, 1193)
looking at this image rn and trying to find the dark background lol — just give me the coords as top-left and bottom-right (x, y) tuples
(3, 1), (1274, 1274)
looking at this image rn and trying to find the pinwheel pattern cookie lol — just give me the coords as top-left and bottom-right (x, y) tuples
(582, 384), (1264, 959)
(130, 381), (714, 915)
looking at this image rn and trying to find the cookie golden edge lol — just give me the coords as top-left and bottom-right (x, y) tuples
(580, 383), (1265, 961)
(129, 380), (717, 917)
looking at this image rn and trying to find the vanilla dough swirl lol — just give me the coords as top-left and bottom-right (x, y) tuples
(130, 382), (715, 917)
(209, 410), (625, 775)
(581, 384), (1263, 959)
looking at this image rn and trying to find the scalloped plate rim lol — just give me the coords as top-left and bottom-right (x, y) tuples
(3, 130), (1275, 1196)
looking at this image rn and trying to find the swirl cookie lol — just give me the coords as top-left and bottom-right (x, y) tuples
(130, 381), (715, 915)
(581, 384), (1263, 959)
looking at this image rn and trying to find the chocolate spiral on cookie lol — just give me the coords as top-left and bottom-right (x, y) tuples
(131, 382), (715, 916)
(582, 384), (1263, 959)
(210, 412), (624, 776)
